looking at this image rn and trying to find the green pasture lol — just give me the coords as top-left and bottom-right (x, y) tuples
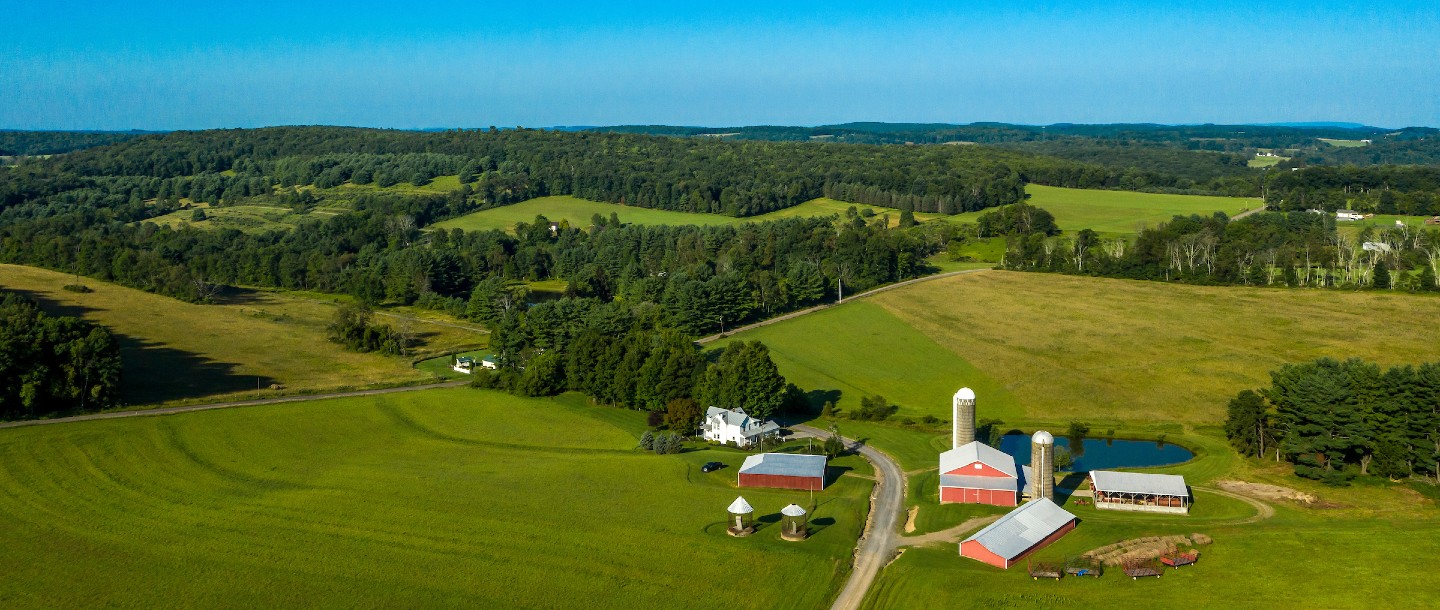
(0, 389), (871, 609)
(147, 201), (351, 234)
(948, 185), (1257, 235)
(1247, 154), (1288, 168)
(1336, 214), (1438, 235)
(1318, 138), (1369, 148)
(432, 196), (942, 233)
(0, 264), (486, 406)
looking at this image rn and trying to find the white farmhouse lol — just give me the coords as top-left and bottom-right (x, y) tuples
(703, 407), (780, 447)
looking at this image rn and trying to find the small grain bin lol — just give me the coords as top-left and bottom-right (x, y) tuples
(780, 504), (809, 541)
(727, 496), (755, 536)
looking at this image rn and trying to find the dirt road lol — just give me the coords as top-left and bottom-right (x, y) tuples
(793, 424), (906, 610)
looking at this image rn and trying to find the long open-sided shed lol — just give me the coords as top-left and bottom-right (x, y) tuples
(959, 498), (1078, 569)
(738, 453), (827, 491)
(1088, 471), (1190, 514)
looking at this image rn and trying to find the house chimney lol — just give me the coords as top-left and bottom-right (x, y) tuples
(953, 387), (976, 448)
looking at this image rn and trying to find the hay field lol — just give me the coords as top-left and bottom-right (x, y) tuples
(948, 185), (1257, 234)
(431, 196), (942, 233)
(0, 389), (870, 608)
(0, 264), (485, 406)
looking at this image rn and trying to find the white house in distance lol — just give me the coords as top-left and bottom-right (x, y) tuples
(452, 356), (475, 374)
(703, 407), (780, 447)
(1336, 210), (1366, 221)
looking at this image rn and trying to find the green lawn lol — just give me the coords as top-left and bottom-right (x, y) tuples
(948, 185), (1257, 234)
(0, 264), (486, 406)
(0, 388), (871, 609)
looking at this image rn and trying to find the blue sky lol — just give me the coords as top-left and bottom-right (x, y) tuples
(2, 1), (1437, 129)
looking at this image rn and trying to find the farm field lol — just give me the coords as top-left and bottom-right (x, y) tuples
(0, 389), (871, 608)
(0, 264), (485, 406)
(1318, 138), (1369, 147)
(432, 196), (943, 233)
(1336, 213), (1439, 234)
(719, 270), (1440, 424)
(147, 201), (351, 233)
(948, 185), (1257, 234)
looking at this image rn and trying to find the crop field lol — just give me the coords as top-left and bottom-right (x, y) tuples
(0, 264), (486, 406)
(948, 185), (1257, 235)
(0, 389), (870, 609)
(432, 196), (943, 233)
(719, 270), (1440, 424)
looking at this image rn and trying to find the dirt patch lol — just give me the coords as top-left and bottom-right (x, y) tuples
(1083, 534), (1212, 567)
(1216, 479), (1318, 505)
(903, 506), (918, 533)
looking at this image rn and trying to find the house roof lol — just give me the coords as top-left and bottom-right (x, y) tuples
(962, 498), (1077, 561)
(939, 441), (1018, 479)
(706, 406), (779, 436)
(1089, 471), (1189, 497)
(781, 504), (807, 517)
(456, 356), (474, 363)
(739, 453), (827, 479)
(940, 474), (1018, 492)
(1020, 464), (1034, 496)
(727, 496), (754, 514)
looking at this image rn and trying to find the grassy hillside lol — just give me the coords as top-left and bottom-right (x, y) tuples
(0, 264), (486, 406)
(432, 195), (942, 233)
(147, 202), (352, 234)
(720, 270), (1440, 424)
(949, 185), (1257, 234)
(0, 389), (870, 609)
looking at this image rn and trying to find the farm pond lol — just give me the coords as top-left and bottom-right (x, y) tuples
(998, 433), (1193, 472)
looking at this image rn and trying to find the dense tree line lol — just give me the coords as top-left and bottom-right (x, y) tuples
(1226, 358), (1440, 485)
(0, 130), (147, 156)
(1000, 210), (1440, 291)
(1264, 165), (1440, 216)
(0, 292), (122, 419)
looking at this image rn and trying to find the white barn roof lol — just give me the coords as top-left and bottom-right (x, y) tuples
(1089, 471), (1189, 497)
(939, 441), (1018, 479)
(962, 498), (1077, 561)
(739, 453), (827, 479)
(727, 496), (754, 514)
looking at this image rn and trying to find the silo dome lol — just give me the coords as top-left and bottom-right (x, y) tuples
(1032, 430), (1054, 445)
(955, 387), (976, 400)
(781, 504), (807, 517)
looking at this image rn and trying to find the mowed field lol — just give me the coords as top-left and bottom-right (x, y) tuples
(948, 185), (1258, 234)
(719, 270), (1440, 424)
(0, 264), (486, 405)
(432, 196), (945, 233)
(0, 389), (870, 608)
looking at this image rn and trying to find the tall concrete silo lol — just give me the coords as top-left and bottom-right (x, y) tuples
(952, 387), (976, 448)
(1030, 430), (1055, 501)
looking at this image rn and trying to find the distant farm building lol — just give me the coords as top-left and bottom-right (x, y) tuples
(1362, 241), (1393, 253)
(959, 498), (1078, 569)
(1088, 471), (1191, 514)
(703, 407), (780, 448)
(1336, 210), (1366, 221)
(480, 357), (498, 370)
(452, 356), (475, 374)
(738, 453), (826, 491)
(939, 440), (1020, 506)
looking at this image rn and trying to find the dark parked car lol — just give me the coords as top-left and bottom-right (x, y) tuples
(701, 461), (723, 473)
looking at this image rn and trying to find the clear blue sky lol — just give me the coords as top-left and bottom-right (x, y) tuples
(2, 1), (1437, 129)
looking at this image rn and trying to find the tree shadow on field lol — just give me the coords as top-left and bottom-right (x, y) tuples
(208, 285), (269, 306)
(7, 288), (275, 405)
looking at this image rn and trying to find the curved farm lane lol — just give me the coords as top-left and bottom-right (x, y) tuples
(793, 424), (906, 610)
(0, 380), (471, 430)
(1194, 485), (1275, 525)
(697, 268), (990, 344)
(897, 515), (1000, 547)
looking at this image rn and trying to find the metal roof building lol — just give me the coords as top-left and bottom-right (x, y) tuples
(1088, 471), (1190, 514)
(938, 441), (1020, 506)
(959, 498), (1079, 569)
(738, 453), (827, 491)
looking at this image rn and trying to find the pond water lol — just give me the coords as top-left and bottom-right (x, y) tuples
(998, 433), (1192, 472)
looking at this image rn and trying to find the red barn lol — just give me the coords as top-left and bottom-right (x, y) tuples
(959, 498), (1078, 569)
(938, 441), (1020, 506)
(738, 453), (826, 491)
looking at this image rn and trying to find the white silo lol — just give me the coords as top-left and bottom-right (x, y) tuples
(1030, 430), (1055, 501)
(952, 387), (976, 448)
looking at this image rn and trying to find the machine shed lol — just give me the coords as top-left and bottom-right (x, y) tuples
(738, 453), (827, 491)
(959, 498), (1078, 569)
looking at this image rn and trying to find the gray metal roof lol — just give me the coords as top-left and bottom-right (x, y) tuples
(706, 407), (780, 436)
(727, 496), (753, 514)
(739, 453), (827, 479)
(940, 474), (1018, 492)
(781, 504), (807, 517)
(939, 441), (1018, 479)
(962, 498), (1077, 560)
(1088, 471), (1189, 497)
